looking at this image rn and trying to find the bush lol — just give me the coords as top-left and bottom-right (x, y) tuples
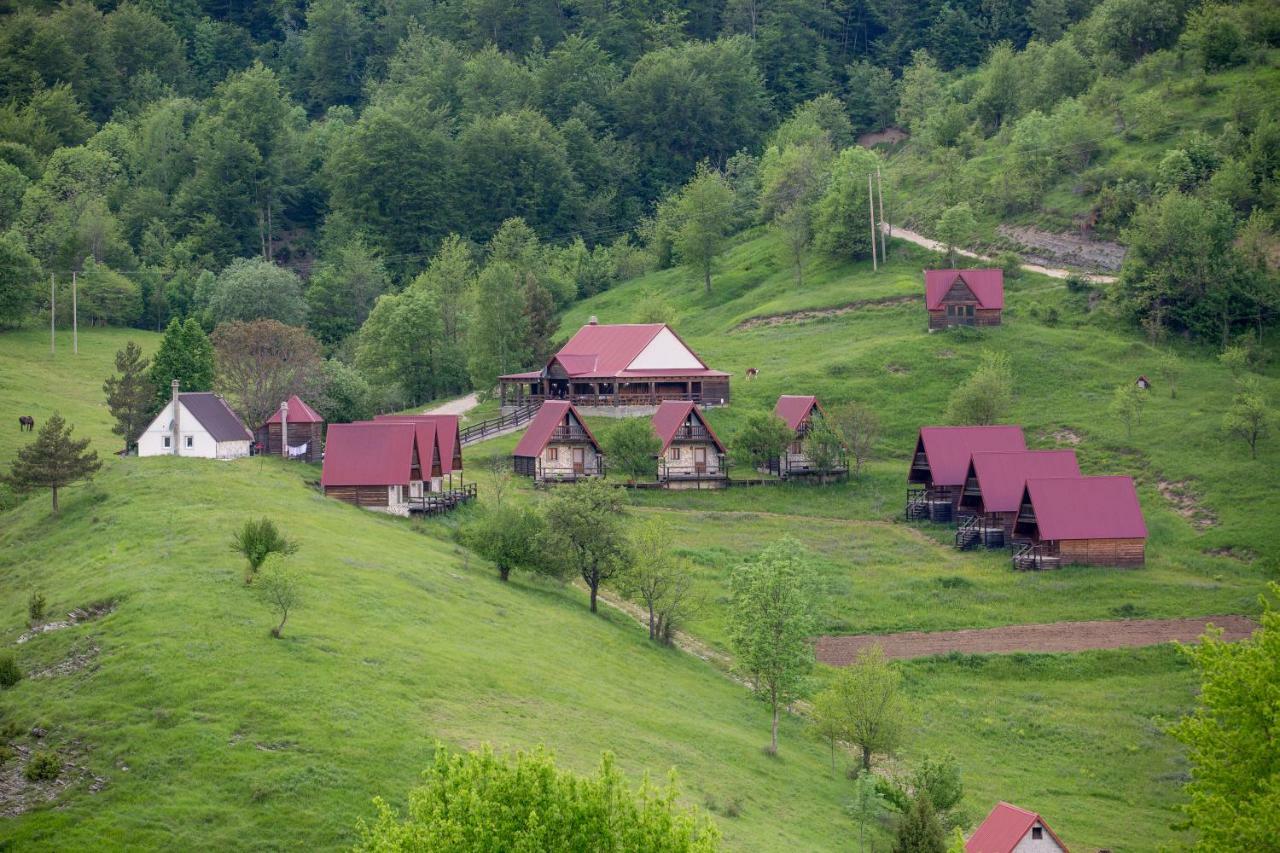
(0, 653), (21, 688)
(231, 518), (298, 583)
(24, 750), (60, 782)
(27, 590), (46, 625)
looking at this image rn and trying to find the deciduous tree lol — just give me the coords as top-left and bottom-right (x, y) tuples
(103, 341), (155, 452)
(540, 479), (631, 613)
(231, 517), (298, 584)
(4, 412), (101, 513)
(945, 350), (1013, 425)
(619, 519), (699, 643)
(212, 320), (325, 429)
(256, 554), (300, 639)
(459, 503), (548, 582)
(604, 417), (661, 482)
(1222, 378), (1270, 458)
(1109, 382), (1147, 438)
(935, 203), (976, 266)
(728, 538), (817, 754)
(833, 645), (909, 771)
(207, 257), (307, 327)
(0, 231), (40, 328)
(733, 412), (794, 473)
(669, 164), (737, 295)
(830, 403), (880, 478)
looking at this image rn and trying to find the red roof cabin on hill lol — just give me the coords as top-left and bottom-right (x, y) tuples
(767, 395), (848, 479)
(1013, 476), (1147, 569)
(652, 401), (728, 488)
(498, 319), (730, 410)
(257, 395), (324, 462)
(372, 414), (463, 489)
(925, 269), (1004, 330)
(958, 450), (1080, 546)
(966, 802), (1068, 853)
(322, 416), (472, 515)
(513, 401), (604, 482)
(907, 425), (1026, 522)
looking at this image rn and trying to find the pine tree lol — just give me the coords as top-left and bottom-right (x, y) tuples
(4, 412), (102, 513)
(893, 791), (946, 853)
(103, 341), (155, 453)
(150, 318), (214, 406)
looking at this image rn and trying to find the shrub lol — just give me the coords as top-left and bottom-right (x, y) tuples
(231, 518), (298, 583)
(27, 590), (46, 625)
(0, 653), (21, 688)
(24, 750), (60, 782)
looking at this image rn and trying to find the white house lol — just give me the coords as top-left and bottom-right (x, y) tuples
(138, 381), (252, 459)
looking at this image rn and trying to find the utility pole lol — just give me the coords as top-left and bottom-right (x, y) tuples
(868, 174), (878, 272)
(72, 270), (78, 355)
(50, 273), (55, 354)
(876, 167), (887, 262)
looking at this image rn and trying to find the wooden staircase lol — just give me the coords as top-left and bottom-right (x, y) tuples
(1012, 543), (1060, 571)
(956, 516), (1006, 550)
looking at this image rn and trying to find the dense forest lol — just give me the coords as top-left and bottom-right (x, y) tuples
(0, 0), (1276, 412)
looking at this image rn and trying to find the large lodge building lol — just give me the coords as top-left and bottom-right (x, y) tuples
(499, 319), (730, 410)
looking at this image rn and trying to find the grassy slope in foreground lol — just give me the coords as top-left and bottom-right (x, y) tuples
(0, 327), (160, 468)
(0, 458), (853, 850)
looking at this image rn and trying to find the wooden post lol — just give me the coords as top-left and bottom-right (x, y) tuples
(876, 167), (887, 262)
(50, 273), (55, 354)
(72, 270), (78, 355)
(868, 174), (878, 272)
(279, 400), (289, 458)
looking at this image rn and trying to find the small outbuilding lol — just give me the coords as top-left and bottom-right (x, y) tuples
(907, 425), (1026, 522)
(925, 269), (1004, 330)
(257, 395), (324, 462)
(957, 450), (1080, 548)
(138, 380), (252, 460)
(768, 395), (847, 479)
(1013, 476), (1147, 569)
(652, 401), (728, 488)
(966, 802), (1068, 853)
(512, 400), (604, 482)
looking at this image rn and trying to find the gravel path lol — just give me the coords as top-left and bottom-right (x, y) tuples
(816, 615), (1258, 664)
(424, 393), (479, 416)
(885, 223), (1118, 284)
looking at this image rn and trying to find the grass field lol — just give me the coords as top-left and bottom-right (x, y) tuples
(0, 327), (160, 468)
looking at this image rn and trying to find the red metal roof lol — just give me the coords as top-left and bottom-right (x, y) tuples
(968, 450), (1080, 513)
(1023, 476), (1147, 541)
(917, 426), (1026, 486)
(967, 802), (1068, 853)
(513, 401), (602, 457)
(321, 422), (416, 487)
(500, 323), (728, 380)
(263, 395), (324, 425)
(773, 395), (823, 431)
(925, 269), (1005, 310)
(651, 401), (727, 454)
(372, 414), (462, 474)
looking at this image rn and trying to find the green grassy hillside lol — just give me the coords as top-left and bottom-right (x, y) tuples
(0, 328), (160, 467)
(0, 458), (854, 850)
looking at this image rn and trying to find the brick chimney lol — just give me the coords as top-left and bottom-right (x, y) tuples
(279, 399), (289, 458)
(171, 379), (180, 456)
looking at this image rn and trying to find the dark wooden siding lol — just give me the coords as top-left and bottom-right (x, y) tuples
(266, 421), (324, 462)
(324, 485), (388, 508)
(928, 308), (1002, 330)
(1057, 538), (1146, 567)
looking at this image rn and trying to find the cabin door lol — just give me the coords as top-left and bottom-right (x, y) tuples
(694, 446), (707, 474)
(572, 447), (585, 474)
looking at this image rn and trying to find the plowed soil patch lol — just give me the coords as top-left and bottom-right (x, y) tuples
(816, 615), (1257, 663)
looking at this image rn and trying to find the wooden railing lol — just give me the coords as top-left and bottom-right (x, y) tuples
(460, 402), (538, 446)
(513, 391), (705, 407)
(409, 483), (478, 516)
(1012, 543), (1060, 571)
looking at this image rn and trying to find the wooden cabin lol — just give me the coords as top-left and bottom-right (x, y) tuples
(257, 395), (324, 462)
(907, 426), (1026, 522)
(499, 319), (730, 410)
(372, 414), (465, 493)
(957, 450), (1080, 549)
(652, 401), (728, 489)
(138, 380), (252, 459)
(768, 395), (848, 479)
(320, 422), (420, 515)
(966, 802), (1068, 853)
(1013, 476), (1146, 569)
(512, 401), (604, 482)
(925, 269), (1004, 330)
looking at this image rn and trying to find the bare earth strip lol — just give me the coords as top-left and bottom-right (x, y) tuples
(815, 616), (1258, 664)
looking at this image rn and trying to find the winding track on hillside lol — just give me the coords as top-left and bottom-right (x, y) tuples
(815, 615), (1258, 663)
(885, 223), (1118, 284)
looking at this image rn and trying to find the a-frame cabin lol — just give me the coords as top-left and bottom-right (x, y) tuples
(925, 269), (1004, 330)
(512, 401), (604, 482)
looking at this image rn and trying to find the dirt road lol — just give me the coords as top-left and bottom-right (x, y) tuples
(886, 223), (1118, 284)
(425, 392), (479, 416)
(816, 615), (1257, 664)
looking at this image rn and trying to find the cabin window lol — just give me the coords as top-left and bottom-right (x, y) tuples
(670, 448), (681, 461)
(548, 447), (559, 461)
(184, 435), (193, 448)
(790, 441), (802, 454)
(163, 436), (171, 448)
(1031, 826), (1043, 840)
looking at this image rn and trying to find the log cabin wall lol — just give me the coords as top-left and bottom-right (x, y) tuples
(1057, 538), (1146, 567)
(324, 485), (390, 509)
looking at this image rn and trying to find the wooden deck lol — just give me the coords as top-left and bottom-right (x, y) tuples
(408, 484), (478, 516)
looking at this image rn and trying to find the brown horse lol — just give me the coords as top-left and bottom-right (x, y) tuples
(745, 368), (759, 380)
(18, 415), (34, 431)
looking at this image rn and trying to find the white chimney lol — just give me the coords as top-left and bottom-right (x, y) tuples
(171, 379), (181, 456)
(279, 400), (289, 458)
(588, 315), (598, 325)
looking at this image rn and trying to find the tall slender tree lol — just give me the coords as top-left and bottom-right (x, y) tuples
(103, 341), (155, 452)
(670, 164), (736, 294)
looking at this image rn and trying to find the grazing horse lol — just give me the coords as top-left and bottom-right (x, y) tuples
(19, 415), (34, 432)
(745, 368), (759, 380)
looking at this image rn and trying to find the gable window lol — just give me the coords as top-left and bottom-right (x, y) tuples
(670, 448), (681, 461)
(1031, 826), (1043, 840)
(185, 436), (194, 448)
(548, 447), (559, 461)
(163, 436), (171, 448)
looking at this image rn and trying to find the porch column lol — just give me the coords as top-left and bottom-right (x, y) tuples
(685, 380), (692, 400)
(649, 380), (656, 403)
